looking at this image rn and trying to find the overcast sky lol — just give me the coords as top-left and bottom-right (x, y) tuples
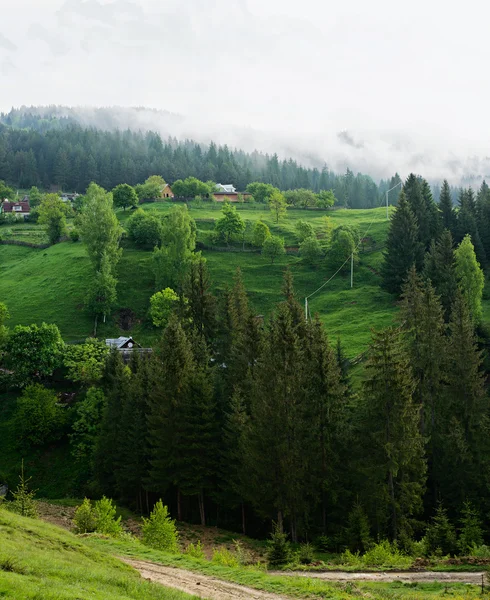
(1, 0), (489, 181)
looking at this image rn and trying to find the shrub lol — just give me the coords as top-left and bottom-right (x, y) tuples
(266, 524), (291, 567)
(299, 543), (315, 565)
(15, 384), (65, 447)
(458, 502), (483, 555)
(212, 547), (239, 567)
(361, 540), (411, 568)
(93, 496), (122, 536)
(469, 544), (490, 558)
(73, 497), (122, 536)
(7, 461), (37, 518)
(425, 504), (457, 556)
(233, 539), (253, 566)
(314, 535), (331, 553)
(73, 498), (96, 533)
(142, 500), (179, 552)
(127, 209), (163, 248)
(295, 219), (315, 242)
(184, 540), (205, 559)
(69, 228), (80, 242)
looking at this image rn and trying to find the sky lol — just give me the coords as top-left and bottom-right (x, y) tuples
(1, 0), (489, 182)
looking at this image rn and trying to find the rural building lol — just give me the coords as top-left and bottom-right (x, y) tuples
(160, 184), (174, 199)
(216, 184), (237, 193)
(60, 193), (80, 203)
(0, 200), (31, 217)
(214, 191), (253, 202)
(105, 336), (141, 350)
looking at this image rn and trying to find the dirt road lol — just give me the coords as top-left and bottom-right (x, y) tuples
(124, 558), (485, 600)
(274, 569), (486, 584)
(123, 559), (289, 600)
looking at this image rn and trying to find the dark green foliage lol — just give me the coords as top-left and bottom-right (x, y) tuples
(344, 503), (371, 553)
(215, 202), (245, 244)
(266, 525), (292, 567)
(438, 180), (454, 232)
(423, 230), (457, 320)
(112, 183), (138, 210)
(15, 384), (65, 447)
(424, 504), (457, 556)
(360, 327), (426, 541)
(381, 190), (422, 295)
(458, 502), (483, 555)
(126, 209), (163, 249)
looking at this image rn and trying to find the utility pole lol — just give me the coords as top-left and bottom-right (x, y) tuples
(386, 181), (403, 220)
(350, 252), (354, 288)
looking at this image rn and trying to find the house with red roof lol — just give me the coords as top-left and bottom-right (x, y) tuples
(1, 199), (31, 218)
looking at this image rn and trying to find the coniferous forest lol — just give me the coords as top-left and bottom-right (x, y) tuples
(2, 111), (490, 557)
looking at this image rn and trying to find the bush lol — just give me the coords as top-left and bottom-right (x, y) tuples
(299, 543), (315, 564)
(458, 502), (483, 555)
(69, 228), (80, 242)
(184, 540), (205, 559)
(314, 535), (331, 553)
(15, 384), (65, 447)
(142, 500), (179, 552)
(127, 209), (163, 248)
(212, 547), (239, 567)
(469, 544), (490, 558)
(233, 539), (253, 566)
(266, 525), (291, 567)
(93, 496), (122, 536)
(425, 504), (457, 556)
(73, 496), (122, 536)
(361, 540), (411, 568)
(73, 498), (96, 533)
(295, 219), (315, 242)
(344, 502), (371, 553)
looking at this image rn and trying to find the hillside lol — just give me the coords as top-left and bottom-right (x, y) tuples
(0, 205), (394, 357)
(0, 509), (192, 599)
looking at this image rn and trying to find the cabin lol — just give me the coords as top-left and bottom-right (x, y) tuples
(214, 192), (253, 203)
(160, 184), (174, 199)
(1, 200), (31, 218)
(216, 184), (237, 193)
(105, 336), (141, 350)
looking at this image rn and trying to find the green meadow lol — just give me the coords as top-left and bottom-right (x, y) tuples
(1, 204), (398, 357)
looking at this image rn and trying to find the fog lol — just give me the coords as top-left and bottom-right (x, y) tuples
(1, 0), (490, 184)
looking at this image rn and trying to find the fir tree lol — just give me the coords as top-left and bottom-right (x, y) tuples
(439, 179), (455, 233)
(381, 190), (422, 295)
(361, 328), (426, 541)
(423, 230), (457, 320)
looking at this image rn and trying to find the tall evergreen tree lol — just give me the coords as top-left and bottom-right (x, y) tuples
(438, 180), (455, 233)
(423, 230), (457, 320)
(381, 190), (422, 295)
(360, 328), (426, 541)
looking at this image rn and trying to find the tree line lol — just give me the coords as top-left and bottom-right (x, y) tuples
(0, 111), (394, 208)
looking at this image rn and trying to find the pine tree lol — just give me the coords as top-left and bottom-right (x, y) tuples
(439, 180), (455, 233)
(404, 174), (431, 249)
(438, 291), (490, 507)
(182, 256), (217, 345)
(381, 190), (422, 295)
(423, 230), (457, 320)
(8, 460), (38, 518)
(361, 328), (426, 541)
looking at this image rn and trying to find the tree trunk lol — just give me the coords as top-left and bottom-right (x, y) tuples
(388, 469), (397, 541)
(94, 314), (98, 337)
(198, 490), (206, 526)
(241, 503), (246, 535)
(277, 510), (284, 533)
(177, 488), (182, 522)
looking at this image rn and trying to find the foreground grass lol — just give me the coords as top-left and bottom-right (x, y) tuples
(0, 509), (195, 599)
(85, 535), (485, 600)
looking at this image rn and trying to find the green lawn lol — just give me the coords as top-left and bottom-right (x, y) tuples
(0, 509), (195, 599)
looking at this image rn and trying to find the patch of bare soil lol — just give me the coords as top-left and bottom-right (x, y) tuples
(122, 559), (288, 600)
(273, 570), (486, 584)
(36, 501), (76, 530)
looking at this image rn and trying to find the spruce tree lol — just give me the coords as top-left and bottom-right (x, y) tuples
(439, 180), (455, 233)
(182, 256), (217, 345)
(423, 230), (457, 320)
(476, 181), (490, 260)
(381, 190), (422, 295)
(146, 316), (195, 518)
(361, 328), (426, 541)
(404, 174), (431, 249)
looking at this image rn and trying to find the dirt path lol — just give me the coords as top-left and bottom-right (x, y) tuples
(122, 559), (289, 600)
(273, 569), (486, 584)
(124, 558), (485, 600)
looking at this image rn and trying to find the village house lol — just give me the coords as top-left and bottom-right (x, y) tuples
(0, 199), (31, 218)
(105, 336), (141, 350)
(160, 183), (174, 199)
(213, 183), (252, 202)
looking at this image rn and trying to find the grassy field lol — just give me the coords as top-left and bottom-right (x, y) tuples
(0, 509), (193, 599)
(0, 204), (396, 357)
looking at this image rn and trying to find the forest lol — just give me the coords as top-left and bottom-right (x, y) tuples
(0, 109), (397, 208)
(2, 170), (490, 560)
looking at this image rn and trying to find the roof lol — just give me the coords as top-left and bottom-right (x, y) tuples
(2, 201), (30, 213)
(105, 336), (139, 349)
(216, 184), (236, 193)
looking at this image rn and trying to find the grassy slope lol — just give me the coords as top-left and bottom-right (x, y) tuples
(0, 205), (395, 356)
(0, 509), (194, 600)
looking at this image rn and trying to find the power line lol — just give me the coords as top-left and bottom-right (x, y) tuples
(304, 207), (387, 319)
